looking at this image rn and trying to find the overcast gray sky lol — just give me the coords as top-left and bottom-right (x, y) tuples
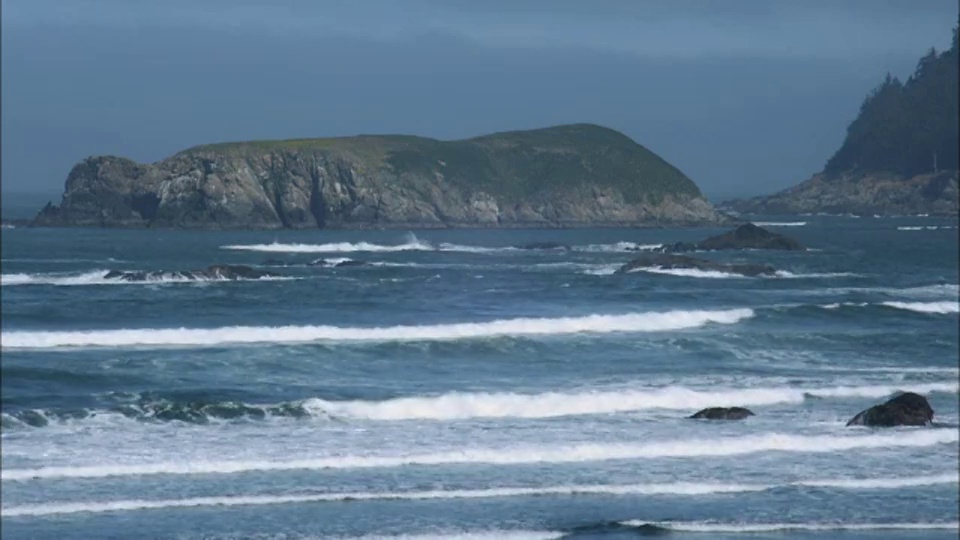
(2, 0), (957, 201)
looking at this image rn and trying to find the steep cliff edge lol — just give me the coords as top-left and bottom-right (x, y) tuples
(34, 124), (725, 229)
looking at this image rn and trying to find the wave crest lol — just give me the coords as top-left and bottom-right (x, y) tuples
(1, 308), (754, 350)
(3, 430), (955, 481)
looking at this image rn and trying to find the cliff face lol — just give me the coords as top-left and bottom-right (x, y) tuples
(34, 124), (724, 229)
(722, 170), (959, 216)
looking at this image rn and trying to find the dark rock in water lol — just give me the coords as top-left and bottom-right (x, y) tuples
(846, 392), (934, 427)
(561, 521), (672, 538)
(696, 223), (804, 251)
(651, 241), (697, 253)
(617, 253), (777, 277)
(103, 264), (279, 282)
(689, 407), (755, 420)
(515, 241), (571, 251)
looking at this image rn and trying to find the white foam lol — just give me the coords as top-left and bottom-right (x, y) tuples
(7, 474), (956, 518)
(820, 302), (869, 309)
(0, 482), (770, 517)
(437, 243), (515, 253)
(634, 267), (744, 279)
(803, 382), (958, 398)
(223, 240), (434, 253)
(580, 264), (621, 276)
(898, 225), (956, 231)
(629, 521), (960, 532)
(4, 430), (954, 481)
(312, 257), (355, 266)
(795, 473), (959, 489)
(2, 271), (114, 286)
(1, 308), (754, 350)
(900, 284), (960, 298)
(774, 271), (860, 279)
(576, 242), (663, 253)
(0, 271), (294, 287)
(328, 533), (562, 540)
(301, 382), (958, 421)
(753, 221), (807, 227)
(881, 301), (960, 314)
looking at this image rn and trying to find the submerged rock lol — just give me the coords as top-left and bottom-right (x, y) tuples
(617, 253), (777, 277)
(515, 241), (571, 251)
(846, 392), (934, 427)
(104, 264), (279, 282)
(689, 407), (755, 420)
(561, 521), (672, 538)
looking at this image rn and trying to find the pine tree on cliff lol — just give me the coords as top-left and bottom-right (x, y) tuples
(825, 23), (959, 178)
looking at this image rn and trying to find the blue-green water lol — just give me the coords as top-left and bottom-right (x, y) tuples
(1, 216), (958, 539)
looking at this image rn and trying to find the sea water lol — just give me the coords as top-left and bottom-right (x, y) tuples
(1, 214), (958, 539)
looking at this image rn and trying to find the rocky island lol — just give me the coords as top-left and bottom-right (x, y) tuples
(723, 27), (959, 216)
(33, 124), (726, 229)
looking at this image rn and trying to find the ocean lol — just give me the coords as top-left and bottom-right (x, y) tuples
(1, 214), (958, 539)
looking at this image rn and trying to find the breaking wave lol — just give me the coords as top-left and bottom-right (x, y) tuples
(304, 381), (958, 421)
(881, 301), (960, 314)
(626, 268), (859, 280)
(1, 308), (754, 350)
(223, 236), (668, 255)
(752, 221), (807, 227)
(625, 520), (960, 533)
(898, 225), (958, 231)
(5, 381), (953, 428)
(636, 267), (743, 279)
(1, 270), (293, 287)
(5, 474), (955, 517)
(819, 301), (960, 314)
(575, 242), (663, 253)
(4, 430), (955, 481)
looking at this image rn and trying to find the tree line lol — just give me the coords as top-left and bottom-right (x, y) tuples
(825, 23), (958, 177)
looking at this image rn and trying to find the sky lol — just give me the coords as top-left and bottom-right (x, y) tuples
(2, 0), (957, 202)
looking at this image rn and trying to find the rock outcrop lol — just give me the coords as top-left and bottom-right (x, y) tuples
(561, 522), (672, 538)
(689, 407), (755, 420)
(617, 254), (777, 277)
(103, 264), (279, 282)
(846, 392), (935, 427)
(722, 171), (959, 216)
(697, 223), (803, 251)
(33, 124), (728, 230)
(654, 223), (803, 253)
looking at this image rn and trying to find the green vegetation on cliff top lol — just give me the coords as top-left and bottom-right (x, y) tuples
(825, 23), (958, 178)
(180, 123), (701, 204)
